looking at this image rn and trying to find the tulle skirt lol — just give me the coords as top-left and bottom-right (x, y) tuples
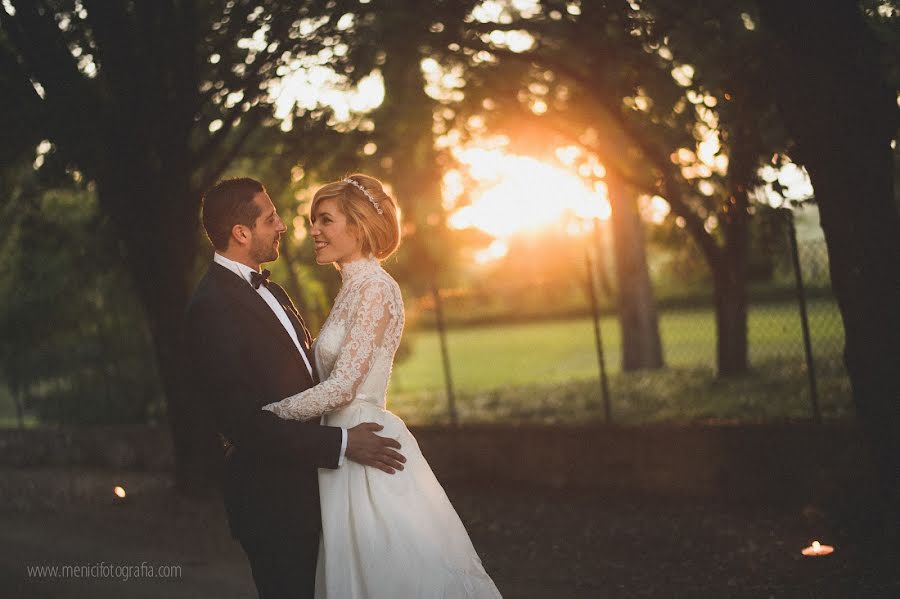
(314, 400), (502, 599)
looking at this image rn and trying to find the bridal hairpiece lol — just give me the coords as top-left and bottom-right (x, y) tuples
(343, 177), (383, 215)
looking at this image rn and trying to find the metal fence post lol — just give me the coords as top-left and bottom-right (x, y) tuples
(585, 237), (612, 424)
(431, 285), (458, 426)
(784, 208), (822, 423)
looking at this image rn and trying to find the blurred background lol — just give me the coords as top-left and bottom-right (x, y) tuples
(1, 1), (899, 596)
(3, 0), (890, 433)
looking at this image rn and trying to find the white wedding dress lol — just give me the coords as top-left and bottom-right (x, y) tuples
(263, 256), (502, 599)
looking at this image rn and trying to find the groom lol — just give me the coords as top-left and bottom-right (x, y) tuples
(184, 177), (405, 599)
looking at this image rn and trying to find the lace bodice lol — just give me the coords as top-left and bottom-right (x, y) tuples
(262, 256), (404, 421)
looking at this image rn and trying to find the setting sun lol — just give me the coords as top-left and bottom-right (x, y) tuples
(445, 147), (611, 262)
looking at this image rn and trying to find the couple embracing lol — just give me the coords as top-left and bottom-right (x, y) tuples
(184, 175), (501, 598)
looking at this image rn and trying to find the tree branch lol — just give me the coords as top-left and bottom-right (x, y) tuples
(2, 0), (101, 162)
(465, 39), (721, 263)
(0, 38), (49, 157)
(495, 104), (655, 193)
(464, 18), (564, 36)
(191, 8), (301, 167)
(196, 110), (265, 192)
(81, 0), (135, 91)
(194, 1), (279, 116)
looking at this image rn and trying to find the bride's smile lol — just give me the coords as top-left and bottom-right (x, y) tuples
(310, 197), (364, 266)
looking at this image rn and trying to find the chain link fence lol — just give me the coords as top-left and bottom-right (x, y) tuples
(392, 209), (853, 424)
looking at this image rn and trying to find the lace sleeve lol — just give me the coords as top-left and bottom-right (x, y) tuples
(261, 278), (402, 421)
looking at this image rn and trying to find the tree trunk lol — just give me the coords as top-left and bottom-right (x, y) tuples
(758, 1), (900, 506)
(99, 161), (221, 494)
(607, 175), (664, 370)
(711, 255), (748, 376)
(712, 86), (754, 378)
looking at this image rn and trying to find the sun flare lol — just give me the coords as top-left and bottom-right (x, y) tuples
(446, 148), (611, 262)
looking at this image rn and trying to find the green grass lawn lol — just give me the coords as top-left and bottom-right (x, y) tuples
(388, 299), (852, 424)
(392, 299), (846, 394)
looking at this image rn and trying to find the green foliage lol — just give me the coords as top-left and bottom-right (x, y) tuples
(437, 0), (790, 261)
(0, 159), (161, 425)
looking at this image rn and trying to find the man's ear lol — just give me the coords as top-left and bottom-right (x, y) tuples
(231, 223), (250, 247)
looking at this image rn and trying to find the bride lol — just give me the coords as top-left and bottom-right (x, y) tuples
(261, 174), (502, 599)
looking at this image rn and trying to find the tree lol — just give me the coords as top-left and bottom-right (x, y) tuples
(435, 2), (665, 370)
(0, 153), (162, 426)
(443, 0), (784, 374)
(639, 0), (790, 376)
(606, 172), (665, 370)
(756, 0), (900, 509)
(339, 1), (480, 294)
(0, 0), (377, 489)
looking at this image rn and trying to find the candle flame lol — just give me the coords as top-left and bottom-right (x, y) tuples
(114, 486), (126, 499)
(802, 539), (834, 556)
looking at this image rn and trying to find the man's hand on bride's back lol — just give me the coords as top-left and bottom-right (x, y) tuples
(346, 423), (405, 474)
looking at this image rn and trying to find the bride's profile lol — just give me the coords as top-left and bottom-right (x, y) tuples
(262, 174), (502, 598)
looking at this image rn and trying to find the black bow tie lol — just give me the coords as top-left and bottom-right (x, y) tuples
(250, 269), (271, 289)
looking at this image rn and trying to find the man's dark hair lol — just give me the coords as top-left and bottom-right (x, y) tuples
(201, 178), (265, 251)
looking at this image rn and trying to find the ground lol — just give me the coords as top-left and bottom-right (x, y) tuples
(2, 468), (897, 598)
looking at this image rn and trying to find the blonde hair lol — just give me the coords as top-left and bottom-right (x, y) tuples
(310, 174), (401, 260)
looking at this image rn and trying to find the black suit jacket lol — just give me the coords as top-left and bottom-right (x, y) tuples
(184, 262), (342, 542)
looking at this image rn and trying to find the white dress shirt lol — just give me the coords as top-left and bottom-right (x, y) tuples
(213, 253), (347, 465)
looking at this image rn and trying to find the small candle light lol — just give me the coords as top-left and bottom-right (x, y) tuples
(113, 485), (127, 505)
(801, 540), (834, 556)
